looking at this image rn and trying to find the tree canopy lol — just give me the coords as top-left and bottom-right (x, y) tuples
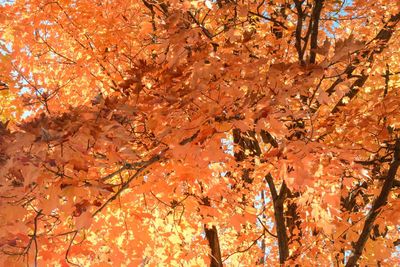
(0, 0), (400, 266)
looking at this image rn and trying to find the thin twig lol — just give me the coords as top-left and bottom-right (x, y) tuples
(93, 152), (164, 216)
(65, 230), (80, 267)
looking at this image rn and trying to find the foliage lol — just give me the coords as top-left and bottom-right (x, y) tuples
(0, 0), (400, 266)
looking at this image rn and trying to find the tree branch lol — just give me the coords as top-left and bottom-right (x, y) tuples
(265, 173), (289, 264)
(309, 0), (324, 64)
(93, 153), (163, 216)
(0, 81), (9, 90)
(346, 139), (400, 267)
(327, 12), (400, 113)
(187, 11), (214, 40)
(248, 11), (288, 30)
(222, 233), (264, 262)
(294, 0), (305, 64)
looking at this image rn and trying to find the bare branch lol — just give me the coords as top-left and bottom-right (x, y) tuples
(65, 231), (80, 267)
(222, 233), (264, 262)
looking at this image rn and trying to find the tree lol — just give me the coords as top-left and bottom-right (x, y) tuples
(0, 0), (399, 265)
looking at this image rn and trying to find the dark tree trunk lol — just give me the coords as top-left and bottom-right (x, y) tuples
(205, 225), (223, 267)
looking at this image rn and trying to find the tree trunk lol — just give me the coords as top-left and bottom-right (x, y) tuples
(266, 174), (289, 264)
(205, 225), (223, 267)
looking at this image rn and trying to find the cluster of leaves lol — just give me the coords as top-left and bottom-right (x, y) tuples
(0, 0), (400, 266)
